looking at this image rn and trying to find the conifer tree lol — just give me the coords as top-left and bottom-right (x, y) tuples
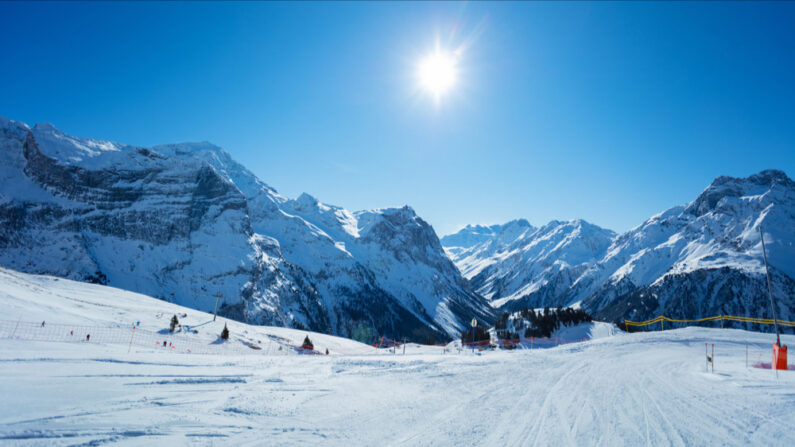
(221, 323), (229, 340)
(170, 315), (179, 333)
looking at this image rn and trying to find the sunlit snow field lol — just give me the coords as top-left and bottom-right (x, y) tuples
(1, 268), (793, 446)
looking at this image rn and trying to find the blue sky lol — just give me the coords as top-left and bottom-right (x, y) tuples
(1, 1), (794, 236)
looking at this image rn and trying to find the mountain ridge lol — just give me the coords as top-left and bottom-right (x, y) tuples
(442, 170), (795, 327)
(0, 117), (494, 342)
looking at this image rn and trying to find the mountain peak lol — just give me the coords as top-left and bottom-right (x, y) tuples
(747, 169), (793, 187)
(369, 205), (417, 219)
(0, 116), (30, 135)
(707, 169), (793, 190)
(296, 192), (319, 206)
(503, 218), (533, 229)
(29, 121), (123, 164)
(688, 170), (794, 217)
(32, 122), (59, 132)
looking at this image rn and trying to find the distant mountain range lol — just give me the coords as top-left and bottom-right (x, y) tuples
(0, 117), (492, 342)
(2, 116), (792, 338)
(442, 170), (795, 326)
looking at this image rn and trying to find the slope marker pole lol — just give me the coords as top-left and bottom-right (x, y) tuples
(471, 318), (477, 354)
(128, 325), (136, 353)
(759, 226), (781, 344)
(213, 294), (222, 322)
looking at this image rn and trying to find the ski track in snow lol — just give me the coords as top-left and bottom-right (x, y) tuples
(1, 329), (794, 446)
(0, 268), (793, 445)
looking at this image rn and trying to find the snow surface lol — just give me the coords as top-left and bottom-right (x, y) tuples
(1, 268), (794, 445)
(0, 267), (375, 357)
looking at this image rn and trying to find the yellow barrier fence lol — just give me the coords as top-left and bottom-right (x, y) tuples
(624, 314), (795, 329)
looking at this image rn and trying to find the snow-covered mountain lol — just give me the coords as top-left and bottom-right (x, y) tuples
(0, 117), (493, 341)
(442, 219), (616, 311)
(579, 170), (795, 324)
(443, 171), (795, 326)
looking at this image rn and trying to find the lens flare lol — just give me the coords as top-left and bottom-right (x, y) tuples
(418, 50), (457, 101)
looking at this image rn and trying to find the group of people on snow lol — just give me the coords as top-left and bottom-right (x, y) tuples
(42, 321), (90, 341)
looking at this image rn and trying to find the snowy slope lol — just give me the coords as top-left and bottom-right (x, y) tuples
(0, 117), (492, 341)
(553, 321), (618, 340)
(0, 266), (374, 356)
(1, 268), (794, 445)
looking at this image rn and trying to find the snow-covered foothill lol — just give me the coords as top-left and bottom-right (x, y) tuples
(0, 267), (374, 356)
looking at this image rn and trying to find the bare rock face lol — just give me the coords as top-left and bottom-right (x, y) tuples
(0, 118), (493, 341)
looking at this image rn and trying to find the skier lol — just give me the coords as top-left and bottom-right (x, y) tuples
(325, 348), (329, 355)
(41, 321), (45, 327)
(86, 334), (90, 341)
(70, 330), (73, 336)
(163, 340), (167, 348)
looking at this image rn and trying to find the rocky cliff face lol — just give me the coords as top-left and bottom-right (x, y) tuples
(0, 118), (493, 341)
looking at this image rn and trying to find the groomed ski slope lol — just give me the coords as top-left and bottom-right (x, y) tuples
(0, 268), (794, 446)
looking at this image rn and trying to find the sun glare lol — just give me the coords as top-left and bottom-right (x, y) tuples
(418, 50), (457, 101)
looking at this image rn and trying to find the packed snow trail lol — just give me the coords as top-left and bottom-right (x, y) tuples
(1, 328), (794, 445)
(1, 268), (794, 445)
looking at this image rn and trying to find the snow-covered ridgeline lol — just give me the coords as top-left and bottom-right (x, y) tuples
(443, 170), (795, 324)
(0, 117), (493, 342)
(442, 218), (616, 309)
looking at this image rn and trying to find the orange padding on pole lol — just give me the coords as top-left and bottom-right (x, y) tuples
(774, 342), (788, 370)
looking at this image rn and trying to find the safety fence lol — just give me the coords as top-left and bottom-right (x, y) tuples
(0, 320), (293, 356)
(624, 314), (795, 330)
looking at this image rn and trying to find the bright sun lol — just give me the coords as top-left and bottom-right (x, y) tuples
(418, 50), (457, 100)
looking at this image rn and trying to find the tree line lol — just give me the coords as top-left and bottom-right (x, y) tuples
(496, 306), (593, 339)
